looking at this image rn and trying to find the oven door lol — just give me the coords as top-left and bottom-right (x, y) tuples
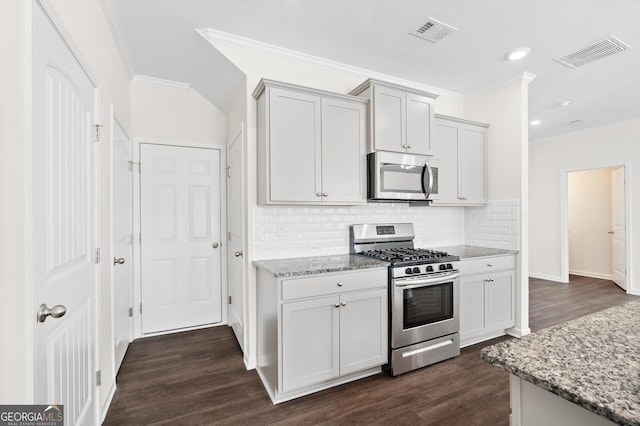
(391, 271), (459, 349)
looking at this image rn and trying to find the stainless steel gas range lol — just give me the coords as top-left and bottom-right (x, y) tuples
(350, 223), (460, 376)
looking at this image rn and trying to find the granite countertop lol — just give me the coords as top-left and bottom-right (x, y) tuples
(436, 245), (519, 259)
(481, 300), (640, 426)
(253, 254), (389, 278)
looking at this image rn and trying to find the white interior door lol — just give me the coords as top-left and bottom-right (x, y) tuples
(140, 144), (222, 333)
(227, 126), (245, 350)
(112, 110), (133, 372)
(611, 167), (626, 289)
(33, 3), (99, 425)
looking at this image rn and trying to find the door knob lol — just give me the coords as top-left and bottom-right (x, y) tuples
(37, 304), (67, 323)
(113, 257), (125, 265)
(608, 231), (614, 234)
(212, 242), (219, 249)
(234, 250), (243, 258)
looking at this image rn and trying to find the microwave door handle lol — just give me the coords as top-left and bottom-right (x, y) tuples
(422, 162), (434, 199)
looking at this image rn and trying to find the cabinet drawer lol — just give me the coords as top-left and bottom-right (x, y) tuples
(282, 269), (387, 300)
(460, 255), (515, 276)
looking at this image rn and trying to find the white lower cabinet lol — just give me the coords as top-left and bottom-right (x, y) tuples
(459, 256), (515, 347)
(257, 267), (388, 403)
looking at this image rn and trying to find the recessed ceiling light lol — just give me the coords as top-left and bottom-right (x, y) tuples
(556, 99), (572, 108)
(505, 47), (531, 61)
(529, 120), (541, 126)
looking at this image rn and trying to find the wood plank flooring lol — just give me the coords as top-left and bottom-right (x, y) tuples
(104, 275), (636, 425)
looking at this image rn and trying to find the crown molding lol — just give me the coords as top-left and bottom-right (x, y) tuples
(132, 74), (191, 90)
(197, 28), (464, 101)
(465, 71), (538, 99)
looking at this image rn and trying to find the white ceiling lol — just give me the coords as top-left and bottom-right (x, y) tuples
(105, 0), (640, 140)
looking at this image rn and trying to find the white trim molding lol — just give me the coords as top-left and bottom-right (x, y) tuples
(132, 74), (192, 90)
(197, 28), (464, 101)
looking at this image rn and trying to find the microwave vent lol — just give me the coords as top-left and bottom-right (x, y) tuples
(554, 36), (631, 69)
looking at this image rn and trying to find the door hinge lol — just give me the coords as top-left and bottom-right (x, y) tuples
(227, 231), (232, 241)
(226, 166), (231, 178)
(95, 370), (101, 387)
(139, 303), (142, 314)
(228, 296), (232, 305)
(128, 233), (134, 245)
(129, 161), (141, 173)
(128, 307), (133, 317)
(94, 124), (103, 142)
(94, 248), (101, 264)
(139, 233), (142, 244)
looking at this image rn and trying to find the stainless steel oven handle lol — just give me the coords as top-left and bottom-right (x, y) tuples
(394, 272), (460, 288)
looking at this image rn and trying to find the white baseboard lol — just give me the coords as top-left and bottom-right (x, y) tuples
(100, 381), (116, 423)
(568, 270), (613, 281)
(529, 273), (566, 283)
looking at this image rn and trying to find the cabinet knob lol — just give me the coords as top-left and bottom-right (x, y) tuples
(337, 282), (343, 287)
(322, 192), (328, 197)
(407, 145), (413, 149)
(334, 303), (340, 308)
(487, 263), (493, 268)
(316, 192), (322, 197)
(341, 302), (347, 307)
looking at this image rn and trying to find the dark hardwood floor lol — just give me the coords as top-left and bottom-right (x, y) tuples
(104, 275), (636, 425)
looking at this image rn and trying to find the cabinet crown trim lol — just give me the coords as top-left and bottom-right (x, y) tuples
(349, 78), (439, 99)
(435, 113), (490, 128)
(252, 78), (368, 104)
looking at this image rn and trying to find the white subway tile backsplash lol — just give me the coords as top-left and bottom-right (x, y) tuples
(251, 199), (520, 260)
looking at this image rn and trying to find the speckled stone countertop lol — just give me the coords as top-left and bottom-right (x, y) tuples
(481, 300), (640, 426)
(253, 254), (389, 278)
(436, 245), (518, 259)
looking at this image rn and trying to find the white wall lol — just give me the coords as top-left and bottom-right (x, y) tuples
(530, 118), (640, 295)
(0, 0), (32, 404)
(568, 168), (614, 279)
(131, 76), (227, 145)
(463, 74), (535, 338)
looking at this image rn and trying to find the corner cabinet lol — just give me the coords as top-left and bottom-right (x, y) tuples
(459, 255), (515, 347)
(350, 79), (437, 155)
(253, 79), (367, 205)
(257, 267), (388, 404)
(432, 114), (488, 206)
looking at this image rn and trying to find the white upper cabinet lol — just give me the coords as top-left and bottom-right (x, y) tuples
(432, 114), (488, 205)
(350, 79), (437, 155)
(254, 79), (367, 205)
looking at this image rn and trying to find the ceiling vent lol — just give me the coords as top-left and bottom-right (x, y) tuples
(555, 36), (631, 68)
(410, 18), (457, 43)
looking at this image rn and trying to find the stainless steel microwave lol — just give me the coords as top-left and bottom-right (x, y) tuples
(368, 151), (439, 202)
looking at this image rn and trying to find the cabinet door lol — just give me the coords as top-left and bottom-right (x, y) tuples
(339, 289), (387, 375)
(432, 119), (460, 204)
(321, 98), (366, 204)
(269, 88), (322, 203)
(406, 93), (433, 155)
(372, 85), (405, 152)
(459, 275), (487, 344)
(282, 296), (340, 392)
(459, 125), (487, 204)
(487, 270), (515, 331)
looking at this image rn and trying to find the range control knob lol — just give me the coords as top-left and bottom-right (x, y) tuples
(439, 264), (447, 271)
(405, 267), (413, 274)
(426, 265), (434, 272)
(413, 267), (420, 274)
(446, 263), (453, 270)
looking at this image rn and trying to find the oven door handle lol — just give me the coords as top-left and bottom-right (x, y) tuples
(394, 272), (459, 288)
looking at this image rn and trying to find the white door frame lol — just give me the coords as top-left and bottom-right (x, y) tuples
(560, 163), (631, 292)
(132, 137), (228, 339)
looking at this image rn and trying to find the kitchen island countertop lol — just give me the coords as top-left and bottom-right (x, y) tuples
(435, 245), (518, 259)
(253, 254), (389, 278)
(481, 300), (640, 426)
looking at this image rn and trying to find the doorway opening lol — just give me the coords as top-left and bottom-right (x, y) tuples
(563, 166), (627, 290)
